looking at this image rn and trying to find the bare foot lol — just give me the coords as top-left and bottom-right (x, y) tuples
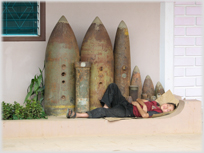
(76, 112), (89, 118)
(103, 104), (109, 109)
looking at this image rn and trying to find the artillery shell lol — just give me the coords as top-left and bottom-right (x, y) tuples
(130, 66), (142, 98)
(80, 17), (114, 110)
(155, 81), (165, 96)
(129, 85), (138, 101)
(142, 75), (155, 100)
(44, 16), (79, 116)
(75, 62), (91, 113)
(114, 20), (131, 98)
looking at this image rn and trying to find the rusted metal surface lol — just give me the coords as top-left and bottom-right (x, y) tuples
(142, 94), (148, 100)
(44, 16), (79, 116)
(155, 81), (165, 97)
(129, 85), (138, 101)
(80, 17), (114, 110)
(142, 75), (155, 100)
(130, 66), (142, 99)
(114, 21), (131, 98)
(75, 61), (91, 113)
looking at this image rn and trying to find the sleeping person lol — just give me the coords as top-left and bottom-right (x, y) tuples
(66, 83), (177, 119)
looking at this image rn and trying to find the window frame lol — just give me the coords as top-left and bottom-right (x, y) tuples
(2, 1), (46, 41)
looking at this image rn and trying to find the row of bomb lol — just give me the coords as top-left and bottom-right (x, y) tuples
(44, 15), (130, 116)
(43, 15), (163, 116)
(130, 65), (165, 102)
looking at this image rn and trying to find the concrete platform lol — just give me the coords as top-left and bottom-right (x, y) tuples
(2, 134), (202, 152)
(2, 99), (202, 138)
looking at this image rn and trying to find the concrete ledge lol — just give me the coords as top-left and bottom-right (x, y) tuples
(2, 100), (202, 138)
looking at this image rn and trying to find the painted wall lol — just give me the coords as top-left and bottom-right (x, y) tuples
(2, 2), (160, 105)
(173, 1), (202, 100)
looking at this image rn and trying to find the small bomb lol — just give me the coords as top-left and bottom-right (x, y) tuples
(142, 75), (155, 100)
(130, 66), (142, 99)
(155, 81), (165, 98)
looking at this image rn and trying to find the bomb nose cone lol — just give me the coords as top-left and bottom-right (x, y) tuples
(92, 16), (103, 25)
(118, 20), (127, 29)
(58, 15), (68, 23)
(145, 75), (151, 79)
(133, 66), (140, 73)
(155, 81), (165, 95)
(156, 81), (162, 87)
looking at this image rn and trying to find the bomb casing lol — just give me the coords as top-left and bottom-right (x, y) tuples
(114, 21), (131, 98)
(75, 61), (91, 113)
(44, 16), (79, 116)
(155, 81), (165, 97)
(130, 66), (142, 99)
(142, 75), (155, 100)
(129, 85), (138, 101)
(80, 17), (114, 110)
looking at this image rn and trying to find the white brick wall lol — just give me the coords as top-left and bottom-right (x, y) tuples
(196, 77), (202, 86)
(174, 67), (185, 76)
(174, 1), (202, 100)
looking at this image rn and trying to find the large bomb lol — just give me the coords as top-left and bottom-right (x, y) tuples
(44, 16), (79, 116)
(114, 21), (131, 98)
(80, 17), (114, 110)
(142, 75), (155, 100)
(130, 66), (142, 99)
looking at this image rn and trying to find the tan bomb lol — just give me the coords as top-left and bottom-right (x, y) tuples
(44, 16), (79, 116)
(155, 81), (165, 98)
(114, 20), (131, 98)
(80, 17), (114, 110)
(142, 75), (155, 100)
(130, 66), (142, 99)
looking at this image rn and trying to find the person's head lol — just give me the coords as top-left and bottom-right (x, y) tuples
(160, 103), (177, 113)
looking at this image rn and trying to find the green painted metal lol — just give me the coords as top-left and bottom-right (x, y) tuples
(2, 2), (38, 35)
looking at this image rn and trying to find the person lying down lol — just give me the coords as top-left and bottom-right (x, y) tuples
(66, 83), (177, 119)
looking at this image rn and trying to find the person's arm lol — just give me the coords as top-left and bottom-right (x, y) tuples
(132, 101), (149, 118)
(136, 98), (147, 113)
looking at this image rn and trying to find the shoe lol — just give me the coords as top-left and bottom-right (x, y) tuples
(66, 109), (76, 118)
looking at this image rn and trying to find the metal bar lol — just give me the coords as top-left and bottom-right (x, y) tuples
(37, 1), (40, 35)
(3, 19), (39, 21)
(3, 27), (38, 29)
(20, 7), (34, 28)
(3, 12), (39, 14)
(6, 2), (8, 34)
(3, 3), (38, 6)
(7, 9), (20, 28)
